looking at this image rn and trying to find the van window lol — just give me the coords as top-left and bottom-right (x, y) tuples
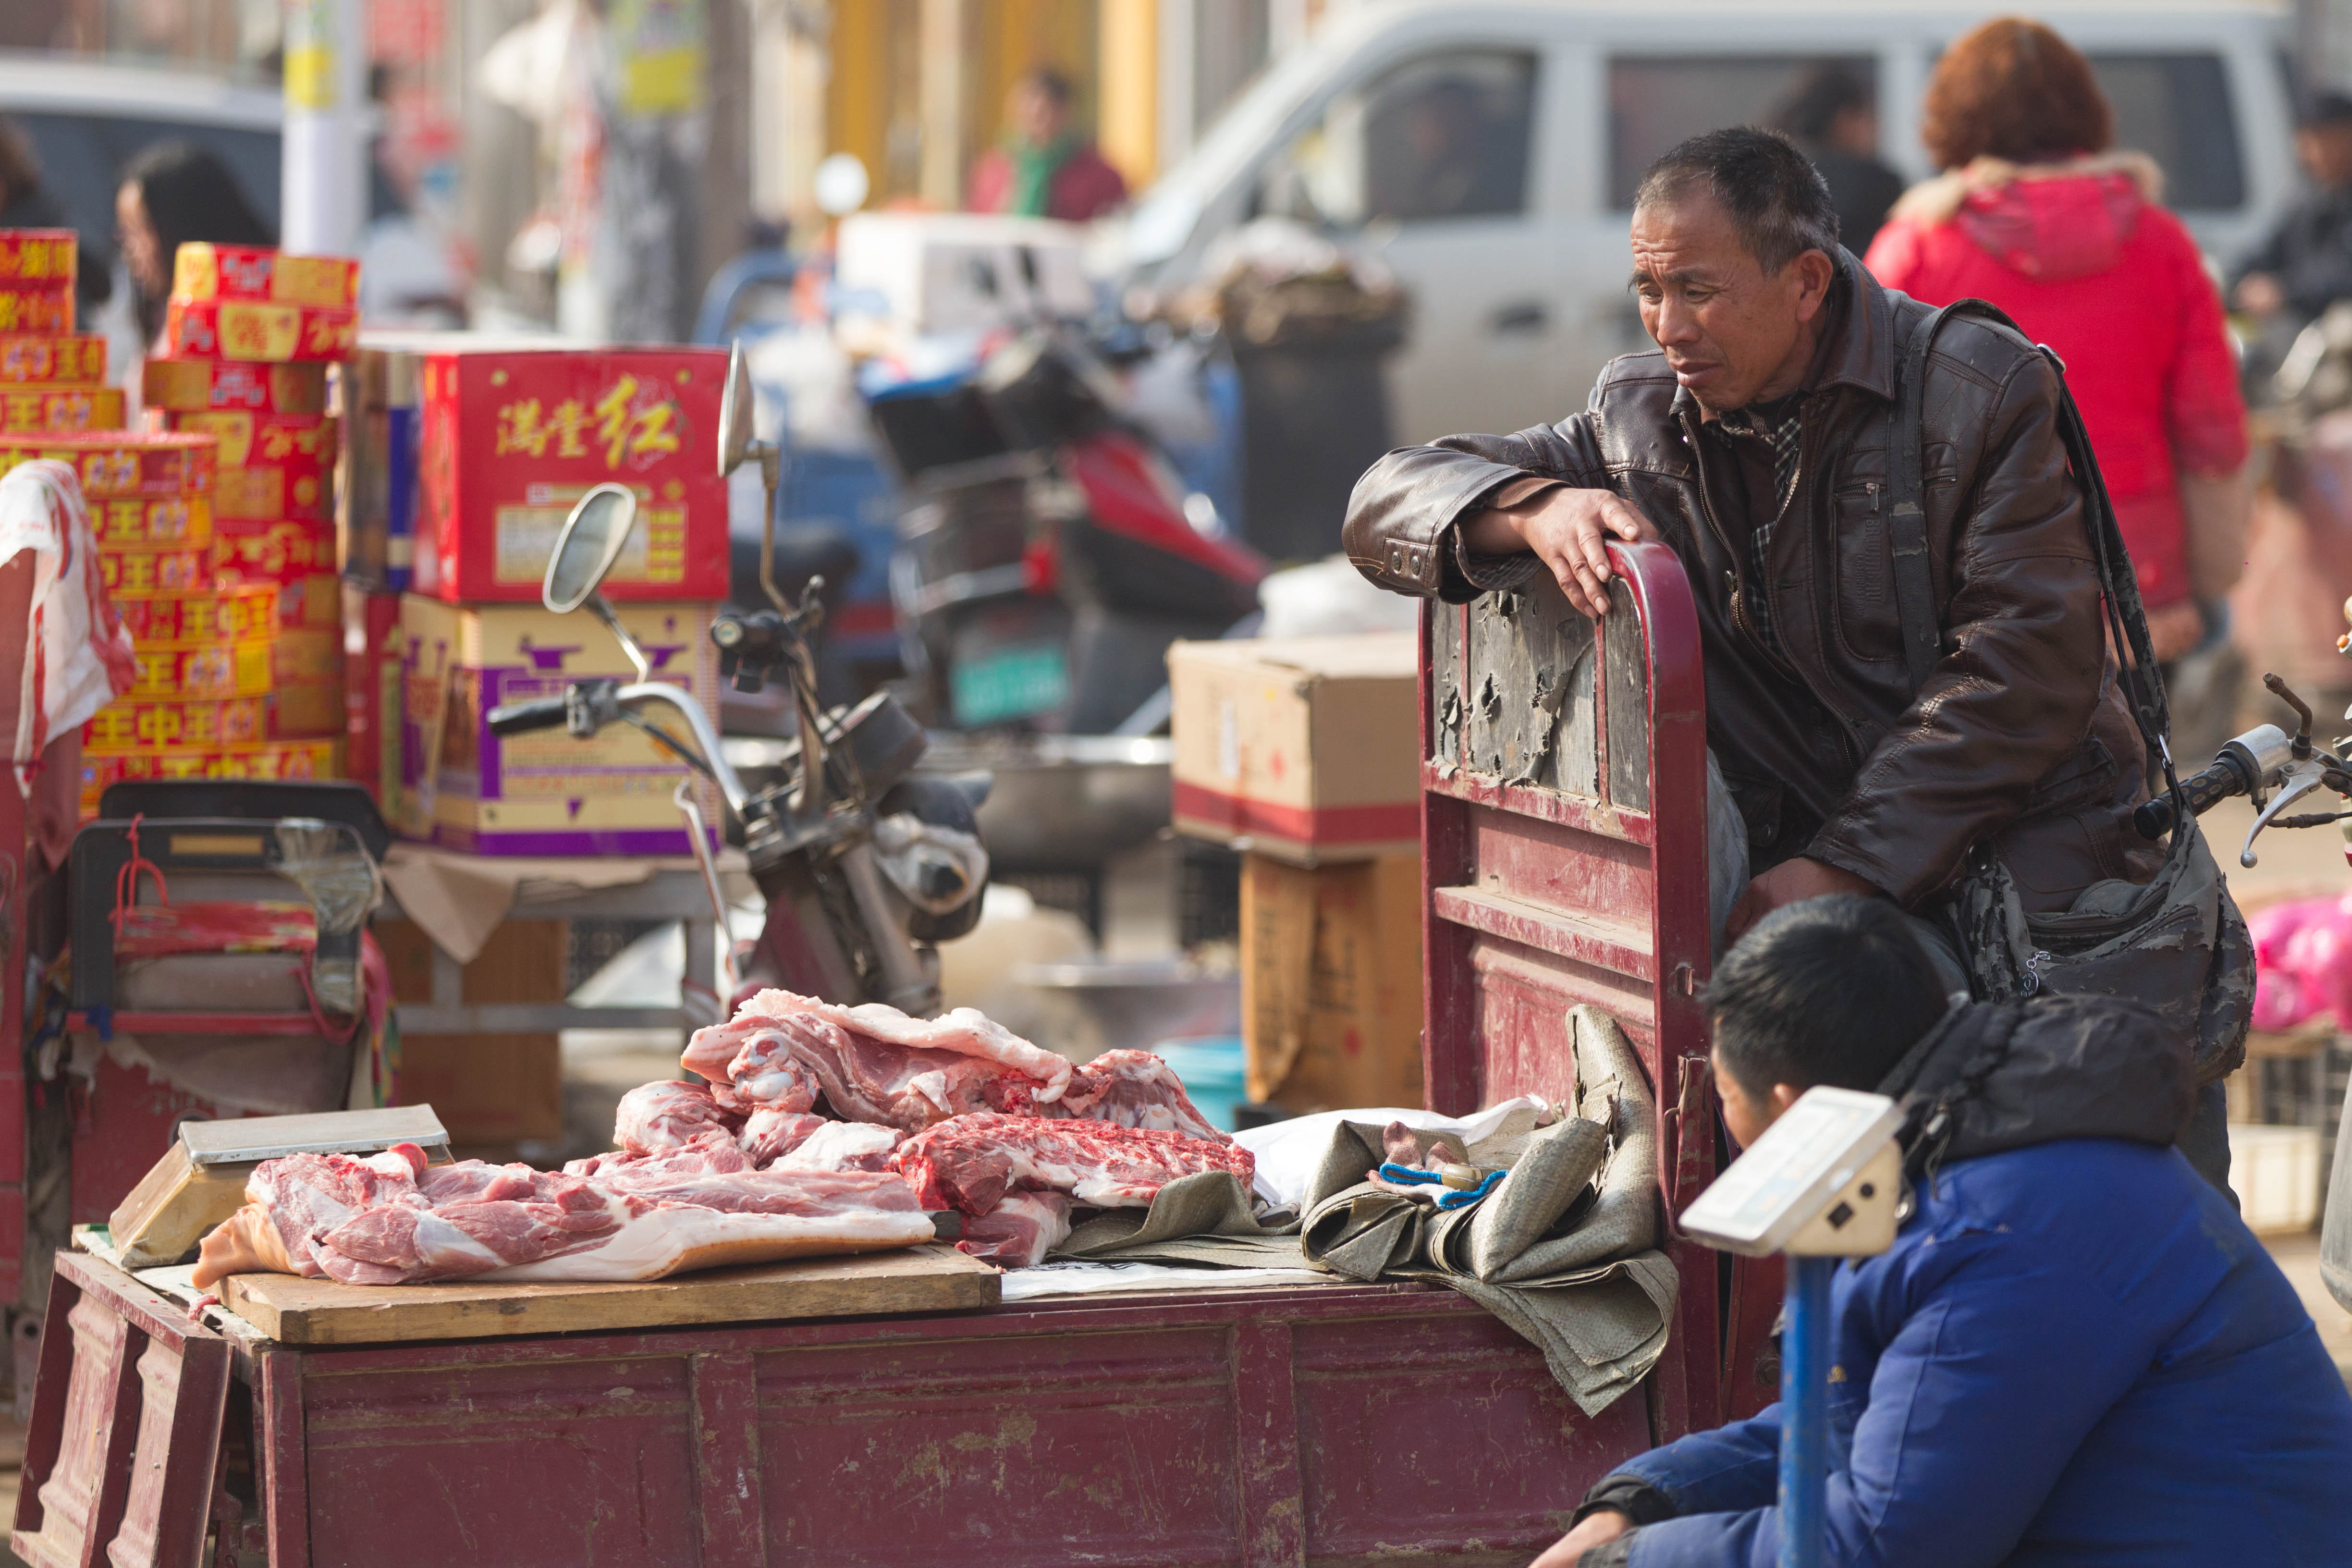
(2083, 54), (2243, 211)
(1609, 56), (1876, 208)
(10, 113), (282, 245)
(1255, 49), (1537, 227)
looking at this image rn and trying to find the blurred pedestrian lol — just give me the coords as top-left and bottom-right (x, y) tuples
(115, 141), (272, 352)
(2232, 92), (2352, 327)
(1865, 18), (2249, 679)
(0, 114), (110, 318)
(1772, 63), (1903, 255)
(966, 68), (1127, 223)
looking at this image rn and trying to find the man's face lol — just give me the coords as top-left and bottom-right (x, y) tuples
(1630, 191), (1831, 413)
(2299, 124), (2352, 189)
(1827, 103), (1878, 158)
(1010, 81), (1068, 146)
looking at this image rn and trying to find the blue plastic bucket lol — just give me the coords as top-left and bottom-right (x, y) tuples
(1150, 1036), (1248, 1134)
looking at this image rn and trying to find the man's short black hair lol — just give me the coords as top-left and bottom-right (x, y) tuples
(1705, 894), (1947, 1100)
(1025, 68), (1075, 109)
(2302, 91), (2352, 132)
(1635, 126), (1841, 272)
(1775, 64), (1873, 145)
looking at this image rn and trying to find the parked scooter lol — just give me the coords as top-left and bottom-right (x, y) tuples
(865, 252), (1265, 734)
(486, 347), (988, 1017)
(2133, 623), (2352, 1315)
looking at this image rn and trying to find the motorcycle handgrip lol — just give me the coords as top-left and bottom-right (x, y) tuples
(2132, 758), (2248, 840)
(486, 697), (570, 737)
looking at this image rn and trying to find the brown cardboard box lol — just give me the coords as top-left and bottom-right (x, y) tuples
(1170, 633), (1420, 866)
(377, 918), (565, 1143)
(1241, 851), (1424, 1112)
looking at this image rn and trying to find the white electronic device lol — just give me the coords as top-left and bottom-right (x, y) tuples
(1680, 1086), (1906, 1259)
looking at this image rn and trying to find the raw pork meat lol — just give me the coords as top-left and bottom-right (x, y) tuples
(1057, 1050), (1228, 1142)
(682, 1001), (1219, 1141)
(775, 1121), (903, 1173)
(892, 1114), (1255, 1215)
(614, 1080), (739, 1154)
(778, 1012), (1049, 1130)
(958, 1190), (1072, 1268)
(698, 1023), (822, 1114)
(565, 1131), (752, 1180)
(218, 1145), (432, 1278)
(686, 990), (1073, 1109)
(194, 1140), (934, 1288)
(739, 1108), (828, 1165)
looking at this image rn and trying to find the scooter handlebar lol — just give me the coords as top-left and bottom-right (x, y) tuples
(485, 696), (570, 737)
(2132, 756), (2252, 840)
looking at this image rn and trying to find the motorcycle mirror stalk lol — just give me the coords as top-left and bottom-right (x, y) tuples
(717, 341), (791, 617)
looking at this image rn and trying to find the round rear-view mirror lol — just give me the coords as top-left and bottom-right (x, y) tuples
(718, 341), (756, 478)
(544, 483), (638, 614)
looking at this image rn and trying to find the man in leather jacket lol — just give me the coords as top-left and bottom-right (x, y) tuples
(1343, 127), (2159, 944)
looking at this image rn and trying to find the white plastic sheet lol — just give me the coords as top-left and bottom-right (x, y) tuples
(0, 461), (134, 790)
(1231, 1095), (1549, 1209)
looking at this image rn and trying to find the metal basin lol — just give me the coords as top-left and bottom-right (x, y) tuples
(1010, 957), (1241, 1064)
(917, 733), (1173, 872)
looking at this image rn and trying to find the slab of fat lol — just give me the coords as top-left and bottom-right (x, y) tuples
(478, 1203), (937, 1283)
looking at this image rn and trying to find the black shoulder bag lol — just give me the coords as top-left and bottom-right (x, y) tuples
(1887, 300), (2253, 1085)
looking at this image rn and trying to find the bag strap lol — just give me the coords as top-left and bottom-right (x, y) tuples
(1885, 299), (2176, 779)
(1886, 304), (1952, 691)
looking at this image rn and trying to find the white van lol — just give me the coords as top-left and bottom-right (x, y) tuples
(1117, 0), (2296, 442)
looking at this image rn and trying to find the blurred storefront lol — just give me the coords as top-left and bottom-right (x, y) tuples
(0, 0), (1344, 337)
(780, 0), (1331, 220)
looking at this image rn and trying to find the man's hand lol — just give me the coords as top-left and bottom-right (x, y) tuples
(1462, 487), (1659, 619)
(1724, 857), (1879, 944)
(1528, 1509), (1632, 1568)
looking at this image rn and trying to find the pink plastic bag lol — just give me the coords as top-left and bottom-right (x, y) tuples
(2250, 893), (2352, 1031)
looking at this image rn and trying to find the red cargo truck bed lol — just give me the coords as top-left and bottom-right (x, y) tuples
(16, 543), (1751, 1566)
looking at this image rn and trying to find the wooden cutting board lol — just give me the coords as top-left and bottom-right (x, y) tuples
(219, 1243), (1000, 1346)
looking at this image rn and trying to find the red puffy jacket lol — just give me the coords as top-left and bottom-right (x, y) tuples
(1864, 153), (2247, 610)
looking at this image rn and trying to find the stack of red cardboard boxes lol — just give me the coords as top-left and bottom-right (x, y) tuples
(147, 243), (358, 747)
(0, 230), (122, 433)
(0, 429), (328, 811)
(376, 344), (733, 854)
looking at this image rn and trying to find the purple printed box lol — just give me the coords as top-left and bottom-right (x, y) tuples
(395, 593), (721, 856)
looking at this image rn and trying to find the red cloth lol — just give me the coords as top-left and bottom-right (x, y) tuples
(966, 143), (1129, 223)
(1864, 163), (2247, 610)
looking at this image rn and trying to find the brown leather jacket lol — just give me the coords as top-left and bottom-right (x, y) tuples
(1343, 254), (2157, 913)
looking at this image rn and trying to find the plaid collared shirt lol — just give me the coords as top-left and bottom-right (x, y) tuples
(1708, 392), (1807, 654)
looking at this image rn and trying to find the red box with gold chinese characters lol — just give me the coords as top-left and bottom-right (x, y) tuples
(0, 430), (213, 498)
(172, 244), (360, 307)
(212, 515), (339, 628)
(163, 298), (358, 363)
(414, 345), (729, 602)
(0, 386), (122, 432)
(0, 289), (71, 334)
(0, 334), (105, 385)
(0, 230), (76, 285)
(165, 409), (336, 514)
(142, 358), (329, 415)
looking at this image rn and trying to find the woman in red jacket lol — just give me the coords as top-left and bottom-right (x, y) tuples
(1864, 18), (2249, 667)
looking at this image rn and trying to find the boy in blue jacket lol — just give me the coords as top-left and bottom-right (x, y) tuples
(1537, 894), (2352, 1568)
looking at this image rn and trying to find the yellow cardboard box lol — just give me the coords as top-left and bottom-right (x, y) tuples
(395, 594), (721, 855)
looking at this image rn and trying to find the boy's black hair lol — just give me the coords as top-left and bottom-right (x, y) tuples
(1705, 894), (1947, 1100)
(1635, 126), (1841, 270)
